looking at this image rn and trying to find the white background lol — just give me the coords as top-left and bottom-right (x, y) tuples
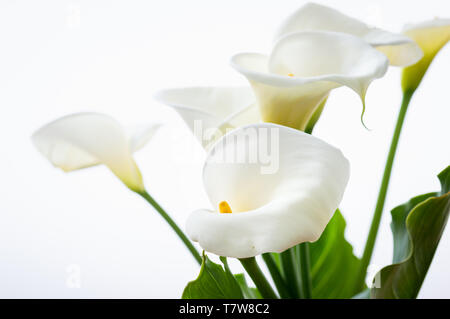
(0, 0), (449, 298)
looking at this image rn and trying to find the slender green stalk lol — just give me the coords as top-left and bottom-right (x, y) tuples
(356, 90), (415, 289)
(240, 257), (278, 299)
(301, 101), (323, 298)
(297, 243), (312, 299)
(280, 248), (301, 298)
(262, 253), (291, 298)
(137, 190), (202, 265)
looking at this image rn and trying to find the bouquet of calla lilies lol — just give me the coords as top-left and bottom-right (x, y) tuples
(32, 3), (450, 299)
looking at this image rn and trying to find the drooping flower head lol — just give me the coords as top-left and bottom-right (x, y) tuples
(32, 113), (159, 192)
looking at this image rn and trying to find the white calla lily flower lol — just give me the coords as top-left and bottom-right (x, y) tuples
(156, 5), (406, 137)
(231, 31), (389, 131)
(275, 2), (423, 67)
(401, 18), (450, 92)
(32, 113), (160, 192)
(186, 123), (350, 258)
(155, 87), (260, 149)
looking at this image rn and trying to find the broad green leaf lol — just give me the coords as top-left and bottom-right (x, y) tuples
(182, 253), (244, 299)
(234, 274), (262, 299)
(309, 210), (365, 298)
(391, 192), (437, 263)
(371, 166), (450, 299)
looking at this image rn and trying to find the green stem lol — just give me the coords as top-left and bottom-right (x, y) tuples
(261, 253), (291, 298)
(240, 257), (278, 299)
(297, 243), (312, 299)
(302, 108), (320, 298)
(356, 89), (415, 289)
(137, 190), (202, 265)
(280, 248), (301, 298)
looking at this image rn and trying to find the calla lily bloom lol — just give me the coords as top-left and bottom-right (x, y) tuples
(275, 2), (423, 67)
(155, 87), (259, 149)
(231, 31), (389, 131)
(401, 18), (450, 93)
(32, 113), (160, 192)
(157, 4), (422, 138)
(186, 123), (350, 258)
(158, 32), (388, 140)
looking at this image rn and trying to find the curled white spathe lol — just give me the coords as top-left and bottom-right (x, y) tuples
(32, 112), (160, 192)
(186, 123), (350, 258)
(275, 2), (423, 67)
(154, 4), (423, 140)
(232, 31), (388, 92)
(401, 18), (450, 92)
(154, 87), (260, 149)
(231, 31), (389, 130)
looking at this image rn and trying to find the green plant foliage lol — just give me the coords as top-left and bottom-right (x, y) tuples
(182, 252), (244, 299)
(371, 166), (450, 298)
(309, 210), (365, 298)
(234, 274), (262, 299)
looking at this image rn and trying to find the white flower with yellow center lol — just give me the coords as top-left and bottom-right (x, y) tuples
(157, 31), (389, 144)
(156, 3), (424, 142)
(231, 31), (389, 131)
(186, 123), (350, 258)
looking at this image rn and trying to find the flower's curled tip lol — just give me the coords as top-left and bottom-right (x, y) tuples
(360, 100), (371, 131)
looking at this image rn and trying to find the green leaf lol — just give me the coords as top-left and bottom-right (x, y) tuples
(309, 210), (365, 298)
(371, 166), (450, 299)
(182, 252), (244, 299)
(234, 274), (262, 299)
